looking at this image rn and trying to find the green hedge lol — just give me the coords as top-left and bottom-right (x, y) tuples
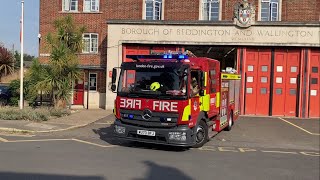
(0, 108), (71, 121)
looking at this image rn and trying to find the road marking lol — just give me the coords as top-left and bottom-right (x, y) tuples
(72, 138), (116, 148)
(0, 133), (35, 137)
(197, 146), (320, 157)
(261, 150), (298, 154)
(300, 152), (320, 156)
(6, 139), (72, 143)
(278, 117), (320, 135)
(94, 122), (114, 125)
(0, 137), (8, 142)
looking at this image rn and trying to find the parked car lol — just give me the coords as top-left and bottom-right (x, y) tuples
(0, 84), (11, 106)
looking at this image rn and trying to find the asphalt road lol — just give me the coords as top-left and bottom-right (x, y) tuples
(0, 116), (319, 180)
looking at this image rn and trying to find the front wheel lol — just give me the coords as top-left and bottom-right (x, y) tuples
(192, 120), (208, 148)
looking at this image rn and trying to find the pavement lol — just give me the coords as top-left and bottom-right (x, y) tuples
(0, 109), (114, 133)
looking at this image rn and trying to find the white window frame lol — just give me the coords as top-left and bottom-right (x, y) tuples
(199, 0), (221, 21)
(62, 0), (78, 12)
(89, 73), (97, 91)
(83, 0), (99, 12)
(82, 33), (99, 53)
(259, 0), (281, 21)
(143, 0), (164, 20)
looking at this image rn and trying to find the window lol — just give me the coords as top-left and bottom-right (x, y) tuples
(261, 88), (267, 94)
(261, 66), (268, 72)
(276, 77), (282, 83)
(83, 0), (99, 12)
(247, 76), (253, 83)
(261, 77), (268, 83)
(291, 66), (298, 73)
(190, 70), (201, 97)
(62, 0), (78, 12)
(82, 33), (98, 53)
(276, 88), (282, 95)
(145, 0), (162, 20)
(311, 78), (318, 85)
(261, 0), (280, 21)
(290, 89), (296, 95)
(202, 0), (220, 21)
(89, 73), (97, 91)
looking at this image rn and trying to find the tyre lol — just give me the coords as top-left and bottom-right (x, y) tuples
(224, 113), (233, 131)
(192, 120), (208, 148)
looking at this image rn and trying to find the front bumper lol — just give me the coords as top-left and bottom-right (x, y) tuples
(114, 119), (195, 147)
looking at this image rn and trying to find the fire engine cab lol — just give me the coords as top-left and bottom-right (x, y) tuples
(111, 53), (241, 148)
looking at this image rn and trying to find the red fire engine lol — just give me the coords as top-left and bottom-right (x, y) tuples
(111, 53), (241, 147)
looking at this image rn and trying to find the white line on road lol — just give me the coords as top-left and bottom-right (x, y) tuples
(261, 150), (298, 154)
(279, 117), (320, 136)
(94, 122), (114, 125)
(0, 133), (35, 137)
(6, 139), (72, 143)
(72, 138), (117, 148)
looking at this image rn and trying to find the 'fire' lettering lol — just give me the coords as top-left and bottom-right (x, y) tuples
(119, 98), (141, 109)
(153, 101), (178, 112)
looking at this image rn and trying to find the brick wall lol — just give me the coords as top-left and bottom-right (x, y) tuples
(39, 0), (319, 65)
(283, 0), (320, 21)
(164, 0), (199, 20)
(106, 0), (142, 19)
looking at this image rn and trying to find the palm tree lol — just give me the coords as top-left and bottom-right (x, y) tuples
(29, 15), (85, 108)
(0, 45), (15, 82)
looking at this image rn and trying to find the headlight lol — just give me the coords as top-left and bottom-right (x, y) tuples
(115, 125), (125, 134)
(168, 132), (187, 141)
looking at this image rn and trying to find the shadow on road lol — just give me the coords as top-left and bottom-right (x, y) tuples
(0, 172), (105, 180)
(133, 161), (193, 180)
(92, 125), (189, 152)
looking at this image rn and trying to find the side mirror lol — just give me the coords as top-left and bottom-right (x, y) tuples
(200, 72), (205, 88)
(111, 68), (117, 92)
(111, 84), (116, 92)
(199, 89), (205, 96)
(112, 68), (117, 84)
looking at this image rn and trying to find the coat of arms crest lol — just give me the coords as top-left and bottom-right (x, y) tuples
(234, 0), (255, 28)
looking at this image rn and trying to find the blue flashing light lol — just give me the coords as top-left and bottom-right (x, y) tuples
(168, 54), (172, 59)
(179, 55), (185, 59)
(163, 55), (168, 59)
(128, 114), (134, 119)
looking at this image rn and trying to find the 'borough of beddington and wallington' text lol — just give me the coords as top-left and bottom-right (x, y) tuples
(122, 28), (160, 35)
(177, 29), (231, 36)
(256, 30), (313, 37)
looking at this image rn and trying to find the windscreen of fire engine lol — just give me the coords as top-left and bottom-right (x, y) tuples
(118, 68), (188, 98)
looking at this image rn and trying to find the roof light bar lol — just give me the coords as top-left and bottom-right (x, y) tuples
(126, 54), (188, 61)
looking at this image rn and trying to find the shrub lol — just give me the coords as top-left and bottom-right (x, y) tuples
(0, 107), (71, 121)
(49, 108), (71, 117)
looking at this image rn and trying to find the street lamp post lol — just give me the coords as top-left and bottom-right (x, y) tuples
(20, 0), (24, 109)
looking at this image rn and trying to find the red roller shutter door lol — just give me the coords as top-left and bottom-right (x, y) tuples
(245, 49), (271, 115)
(309, 50), (320, 118)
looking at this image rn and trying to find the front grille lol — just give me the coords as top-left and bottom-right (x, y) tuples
(120, 109), (178, 128)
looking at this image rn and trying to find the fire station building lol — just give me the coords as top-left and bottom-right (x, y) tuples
(39, 0), (320, 118)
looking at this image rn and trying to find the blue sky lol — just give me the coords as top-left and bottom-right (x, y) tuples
(0, 0), (39, 56)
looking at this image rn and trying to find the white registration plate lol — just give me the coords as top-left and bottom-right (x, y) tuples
(137, 130), (156, 136)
